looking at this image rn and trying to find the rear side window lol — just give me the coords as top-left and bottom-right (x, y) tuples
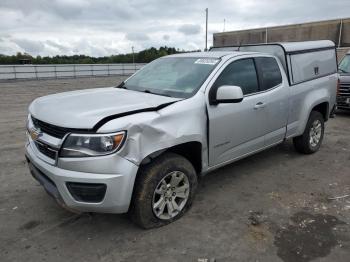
(289, 49), (336, 84)
(213, 59), (259, 95)
(255, 57), (282, 90)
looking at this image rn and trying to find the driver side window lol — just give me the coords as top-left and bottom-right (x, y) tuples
(213, 59), (259, 95)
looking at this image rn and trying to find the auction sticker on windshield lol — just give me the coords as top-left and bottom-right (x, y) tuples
(194, 58), (219, 65)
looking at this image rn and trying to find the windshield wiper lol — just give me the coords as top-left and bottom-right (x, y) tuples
(143, 89), (171, 97)
(339, 68), (349, 74)
(116, 81), (127, 89)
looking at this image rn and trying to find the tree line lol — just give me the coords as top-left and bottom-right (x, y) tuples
(0, 46), (200, 64)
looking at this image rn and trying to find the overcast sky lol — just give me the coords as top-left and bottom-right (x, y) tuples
(0, 0), (349, 57)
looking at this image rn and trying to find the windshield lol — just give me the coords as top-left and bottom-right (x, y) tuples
(122, 57), (220, 98)
(339, 55), (350, 74)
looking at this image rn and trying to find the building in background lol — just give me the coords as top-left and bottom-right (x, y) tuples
(213, 18), (350, 60)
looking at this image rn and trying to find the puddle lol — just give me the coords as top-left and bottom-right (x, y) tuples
(274, 211), (345, 262)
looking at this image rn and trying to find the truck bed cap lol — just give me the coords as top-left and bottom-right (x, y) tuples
(211, 40), (337, 86)
(276, 40), (335, 53)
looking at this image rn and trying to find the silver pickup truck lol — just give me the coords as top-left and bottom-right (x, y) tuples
(26, 40), (337, 228)
(338, 51), (350, 109)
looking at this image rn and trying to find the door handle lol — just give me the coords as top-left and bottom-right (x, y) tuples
(254, 102), (266, 110)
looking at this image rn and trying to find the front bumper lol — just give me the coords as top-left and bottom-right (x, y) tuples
(25, 140), (139, 214)
(337, 97), (350, 109)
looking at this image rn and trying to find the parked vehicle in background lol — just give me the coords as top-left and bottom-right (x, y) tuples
(338, 51), (350, 110)
(25, 40), (337, 228)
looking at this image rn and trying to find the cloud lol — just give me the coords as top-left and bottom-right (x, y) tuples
(52, 0), (90, 19)
(178, 24), (202, 35)
(45, 40), (70, 53)
(13, 39), (45, 54)
(0, 0), (349, 56)
(126, 32), (150, 41)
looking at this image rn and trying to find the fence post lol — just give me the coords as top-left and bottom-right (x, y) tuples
(73, 65), (76, 78)
(54, 65), (57, 79)
(34, 65), (38, 80)
(107, 64), (110, 76)
(13, 65), (17, 80)
(122, 64), (125, 76)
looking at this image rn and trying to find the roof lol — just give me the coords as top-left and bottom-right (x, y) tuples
(166, 51), (253, 59)
(168, 41), (335, 59)
(211, 40), (335, 54)
(274, 40), (335, 52)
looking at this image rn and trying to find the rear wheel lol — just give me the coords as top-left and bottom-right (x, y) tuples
(293, 111), (325, 154)
(129, 153), (197, 229)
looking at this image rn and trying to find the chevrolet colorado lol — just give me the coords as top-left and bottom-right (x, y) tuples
(26, 40), (337, 228)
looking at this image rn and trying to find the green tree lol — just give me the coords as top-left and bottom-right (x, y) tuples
(0, 46), (200, 65)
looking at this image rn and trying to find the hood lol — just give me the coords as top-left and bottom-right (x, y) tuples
(339, 74), (350, 84)
(29, 87), (181, 129)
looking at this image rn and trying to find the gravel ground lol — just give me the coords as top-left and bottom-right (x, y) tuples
(0, 77), (350, 262)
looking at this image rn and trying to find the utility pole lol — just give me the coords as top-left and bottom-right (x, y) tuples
(205, 8), (208, 51)
(338, 19), (343, 48)
(223, 19), (226, 32)
(131, 46), (135, 64)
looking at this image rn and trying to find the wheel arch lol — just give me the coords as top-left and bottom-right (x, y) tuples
(311, 102), (329, 121)
(140, 141), (203, 174)
(296, 98), (330, 136)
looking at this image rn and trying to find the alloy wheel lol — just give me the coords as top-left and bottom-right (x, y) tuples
(152, 171), (190, 220)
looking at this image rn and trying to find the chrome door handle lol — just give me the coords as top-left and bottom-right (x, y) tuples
(254, 102), (266, 110)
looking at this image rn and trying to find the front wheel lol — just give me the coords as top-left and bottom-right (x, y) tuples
(129, 153), (198, 229)
(293, 111), (325, 154)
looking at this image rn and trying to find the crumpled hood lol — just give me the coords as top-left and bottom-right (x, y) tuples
(29, 87), (180, 129)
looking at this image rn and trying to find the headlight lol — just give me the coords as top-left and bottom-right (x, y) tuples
(60, 131), (126, 157)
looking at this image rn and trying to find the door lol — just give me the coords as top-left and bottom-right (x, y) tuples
(255, 57), (289, 145)
(207, 58), (267, 167)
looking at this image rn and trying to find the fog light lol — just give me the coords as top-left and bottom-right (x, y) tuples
(66, 182), (107, 203)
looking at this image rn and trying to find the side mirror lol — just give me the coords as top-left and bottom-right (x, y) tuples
(212, 85), (243, 105)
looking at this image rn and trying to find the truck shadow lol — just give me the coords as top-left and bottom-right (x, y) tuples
(335, 109), (350, 116)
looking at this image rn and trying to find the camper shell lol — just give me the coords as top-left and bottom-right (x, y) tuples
(210, 40), (337, 86)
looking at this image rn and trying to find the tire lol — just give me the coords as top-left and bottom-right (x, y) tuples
(293, 111), (325, 154)
(129, 152), (198, 229)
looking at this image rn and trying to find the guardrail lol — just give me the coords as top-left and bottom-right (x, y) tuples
(0, 63), (146, 81)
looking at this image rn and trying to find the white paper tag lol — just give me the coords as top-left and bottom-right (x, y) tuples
(194, 58), (219, 65)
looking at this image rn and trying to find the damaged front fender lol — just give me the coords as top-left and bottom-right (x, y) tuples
(97, 93), (209, 172)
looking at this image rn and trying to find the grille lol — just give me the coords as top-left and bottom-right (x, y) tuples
(31, 116), (89, 139)
(337, 82), (350, 108)
(338, 83), (350, 97)
(35, 141), (57, 160)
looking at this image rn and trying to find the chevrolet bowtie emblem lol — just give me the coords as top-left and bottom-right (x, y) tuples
(29, 128), (42, 141)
